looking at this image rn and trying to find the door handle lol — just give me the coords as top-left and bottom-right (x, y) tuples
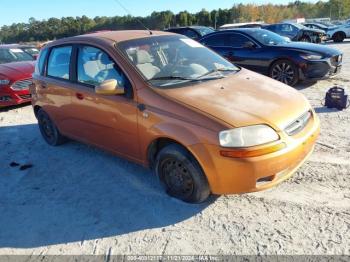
(76, 93), (84, 100)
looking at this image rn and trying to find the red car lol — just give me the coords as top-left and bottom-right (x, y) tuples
(0, 46), (35, 107)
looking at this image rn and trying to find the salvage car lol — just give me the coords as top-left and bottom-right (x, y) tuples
(200, 28), (343, 86)
(165, 26), (215, 41)
(30, 30), (320, 203)
(0, 45), (35, 107)
(263, 23), (326, 43)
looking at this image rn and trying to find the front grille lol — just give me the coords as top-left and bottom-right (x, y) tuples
(19, 94), (32, 100)
(11, 79), (32, 91)
(331, 55), (342, 66)
(284, 111), (312, 136)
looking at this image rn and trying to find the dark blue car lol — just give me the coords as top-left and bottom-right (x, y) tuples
(199, 28), (343, 86)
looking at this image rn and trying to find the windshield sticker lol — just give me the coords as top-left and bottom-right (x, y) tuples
(10, 49), (24, 53)
(180, 39), (204, 48)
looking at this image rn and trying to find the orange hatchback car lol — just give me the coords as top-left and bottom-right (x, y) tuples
(31, 30), (320, 203)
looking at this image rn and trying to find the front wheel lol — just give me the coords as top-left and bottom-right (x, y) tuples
(269, 60), (299, 86)
(155, 144), (210, 203)
(37, 109), (67, 146)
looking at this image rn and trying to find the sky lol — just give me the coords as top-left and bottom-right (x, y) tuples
(0, 0), (318, 26)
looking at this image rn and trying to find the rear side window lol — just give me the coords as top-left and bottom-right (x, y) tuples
(35, 48), (48, 75)
(228, 33), (250, 48)
(201, 34), (228, 47)
(47, 46), (72, 80)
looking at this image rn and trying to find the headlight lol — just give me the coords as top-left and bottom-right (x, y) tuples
(219, 125), (279, 148)
(0, 79), (10, 85)
(300, 54), (323, 60)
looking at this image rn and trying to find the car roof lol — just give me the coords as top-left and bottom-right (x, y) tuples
(0, 44), (36, 49)
(167, 26), (209, 30)
(46, 30), (175, 47)
(209, 28), (265, 34)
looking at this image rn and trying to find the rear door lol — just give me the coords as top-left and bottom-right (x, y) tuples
(33, 45), (76, 134)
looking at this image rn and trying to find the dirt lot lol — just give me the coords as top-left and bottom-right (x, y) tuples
(0, 41), (349, 256)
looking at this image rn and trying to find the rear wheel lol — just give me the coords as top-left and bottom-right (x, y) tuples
(37, 109), (67, 146)
(269, 60), (299, 86)
(333, 32), (345, 43)
(155, 144), (210, 203)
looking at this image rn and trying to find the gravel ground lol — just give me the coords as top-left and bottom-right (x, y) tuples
(0, 41), (349, 256)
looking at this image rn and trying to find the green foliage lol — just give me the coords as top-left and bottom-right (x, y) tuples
(0, 0), (349, 44)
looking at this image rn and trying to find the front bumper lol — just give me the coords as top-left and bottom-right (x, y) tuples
(188, 111), (320, 195)
(299, 56), (342, 81)
(0, 87), (31, 107)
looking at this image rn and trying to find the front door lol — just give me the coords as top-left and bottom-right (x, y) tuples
(68, 45), (140, 161)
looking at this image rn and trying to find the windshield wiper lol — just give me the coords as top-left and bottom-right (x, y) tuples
(196, 68), (238, 79)
(148, 76), (196, 82)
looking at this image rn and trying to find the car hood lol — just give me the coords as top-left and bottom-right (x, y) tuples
(155, 69), (311, 131)
(0, 61), (35, 80)
(277, 42), (341, 56)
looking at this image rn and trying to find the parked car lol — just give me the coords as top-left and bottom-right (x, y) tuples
(303, 22), (334, 34)
(0, 46), (35, 107)
(324, 23), (350, 43)
(1, 44), (40, 59)
(165, 26), (215, 40)
(263, 23), (326, 43)
(303, 22), (349, 42)
(200, 28), (342, 86)
(31, 30), (320, 203)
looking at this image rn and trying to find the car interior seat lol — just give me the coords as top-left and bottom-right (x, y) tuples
(135, 50), (160, 79)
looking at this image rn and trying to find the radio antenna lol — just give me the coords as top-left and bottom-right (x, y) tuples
(112, 0), (153, 35)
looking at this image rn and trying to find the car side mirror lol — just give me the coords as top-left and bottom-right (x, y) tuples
(243, 41), (256, 49)
(95, 79), (125, 96)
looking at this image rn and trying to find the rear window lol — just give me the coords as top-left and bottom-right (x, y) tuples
(47, 46), (72, 80)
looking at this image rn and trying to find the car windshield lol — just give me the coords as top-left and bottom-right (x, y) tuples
(248, 29), (290, 46)
(23, 47), (40, 55)
(0, 48), (34, 64)
(197, 27), (215, 36)
(118, 35), (239, 88)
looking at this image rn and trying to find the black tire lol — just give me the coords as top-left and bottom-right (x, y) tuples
(269, 59), (299, 86)
(155, 144), (210, 203)
(300, 36), (311, 43)
(333, 32), (345, 43)
(37, 109), (67, 146)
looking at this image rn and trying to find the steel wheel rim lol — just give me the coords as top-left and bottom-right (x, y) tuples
(161, 158), (194, 198)
(271, 63), (295, 85)
(39, 114), (55, 141)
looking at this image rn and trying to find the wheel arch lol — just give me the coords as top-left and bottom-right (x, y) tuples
(147, 137), (196, 170)
(33, 105), (42, 118)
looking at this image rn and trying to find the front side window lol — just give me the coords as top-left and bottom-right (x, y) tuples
(201, 34), (228, 47)
(47, 46), (72, 80)
(77, 46), (126, 87)
(228, 33), (250, 48)
(119, 35), (239, 88)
